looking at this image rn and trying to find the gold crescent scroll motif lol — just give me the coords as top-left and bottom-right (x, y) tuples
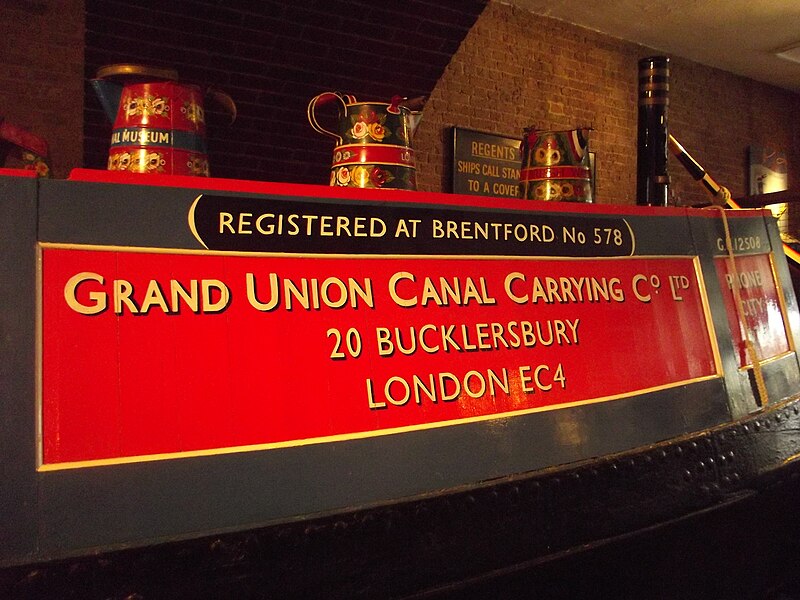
(187, 194), (208, 249)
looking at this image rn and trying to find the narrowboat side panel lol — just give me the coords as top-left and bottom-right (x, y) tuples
(691, 210), (800, 414)
(1, 170), (799, 570)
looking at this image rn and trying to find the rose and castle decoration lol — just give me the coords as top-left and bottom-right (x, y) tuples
(331, 108), (408, 189)
(0, 117), (51, 177)
(88, 65), (592, 202)
(105, 90), (206, 175)
(91, 64), (236, 177)
(308, 92), (424, 191)
(519, 127), (593, 202)
(306, 91), (592, 201)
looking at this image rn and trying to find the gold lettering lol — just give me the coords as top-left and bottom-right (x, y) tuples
(389, 271), (416, 307)
(64, 272), (107, 315)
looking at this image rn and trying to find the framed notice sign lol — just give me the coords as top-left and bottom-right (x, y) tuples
(451, 127), (521, 199)
(715, 253), (793, 368)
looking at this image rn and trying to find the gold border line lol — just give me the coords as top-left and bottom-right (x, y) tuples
(738, 350), (796, 372)
(37, 244), (721, 471)
(38, 373), (722, 472)
(38, 241), (683, 263)
(770, 252), (797, 354)
(784, 451), (800, 465)
(35, 245), (44, 469)
(693, 256), (724, 376)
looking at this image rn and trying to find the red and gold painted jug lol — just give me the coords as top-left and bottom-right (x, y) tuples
(91, 64), (235, 177)
(0, 117), (51, 177)
(308, 92), (423, 190)
(519, 128), (593, 202)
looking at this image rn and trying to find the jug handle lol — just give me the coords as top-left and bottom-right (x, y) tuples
(206, 87), (237, 124)
(307, 92), (354, 142)
(395, 95), (426, 112)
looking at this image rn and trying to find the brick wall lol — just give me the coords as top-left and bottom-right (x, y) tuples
(83, 0), (486, 184)
(3, 0), (798, 207)
(414, 2), (800, 207)
(0, 0), (85, 179)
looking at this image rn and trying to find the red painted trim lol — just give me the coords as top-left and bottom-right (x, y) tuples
(520, 166), (591, 181)
(688, 206), (770, 219)
(69, 168), (754, 218)
(0, 120), (49, 157)
(567, 129), (585, 161)
(0, 167), (37, 178)
(332, 144), (414, 167)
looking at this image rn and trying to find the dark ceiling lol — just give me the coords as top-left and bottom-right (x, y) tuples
(84, 0), (489, 185)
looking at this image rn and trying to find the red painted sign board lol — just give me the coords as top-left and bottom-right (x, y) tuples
(714, 253), (792, 367)
(40, 245), (721, 469)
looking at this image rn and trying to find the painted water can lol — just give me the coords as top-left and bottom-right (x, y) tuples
(519, 128), (593, 202)
(307, 92), (423, 190)
(0, 117), (51, 177)
(91, 64), (235, 177)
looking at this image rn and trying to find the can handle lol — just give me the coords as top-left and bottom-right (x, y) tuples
(206, 87), (237, 124)
(307, 92), (355, 142)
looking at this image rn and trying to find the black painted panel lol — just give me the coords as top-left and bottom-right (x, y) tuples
(33, 379), (730, 560)
(0, 175), (39, 561)
(2, 176), (798, 568)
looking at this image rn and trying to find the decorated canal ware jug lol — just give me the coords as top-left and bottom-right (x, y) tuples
(307, 92), (423, 190)
(519, 128), (593, 202)
(91, 64), (236, 177)
(0, 117), (51, 177)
